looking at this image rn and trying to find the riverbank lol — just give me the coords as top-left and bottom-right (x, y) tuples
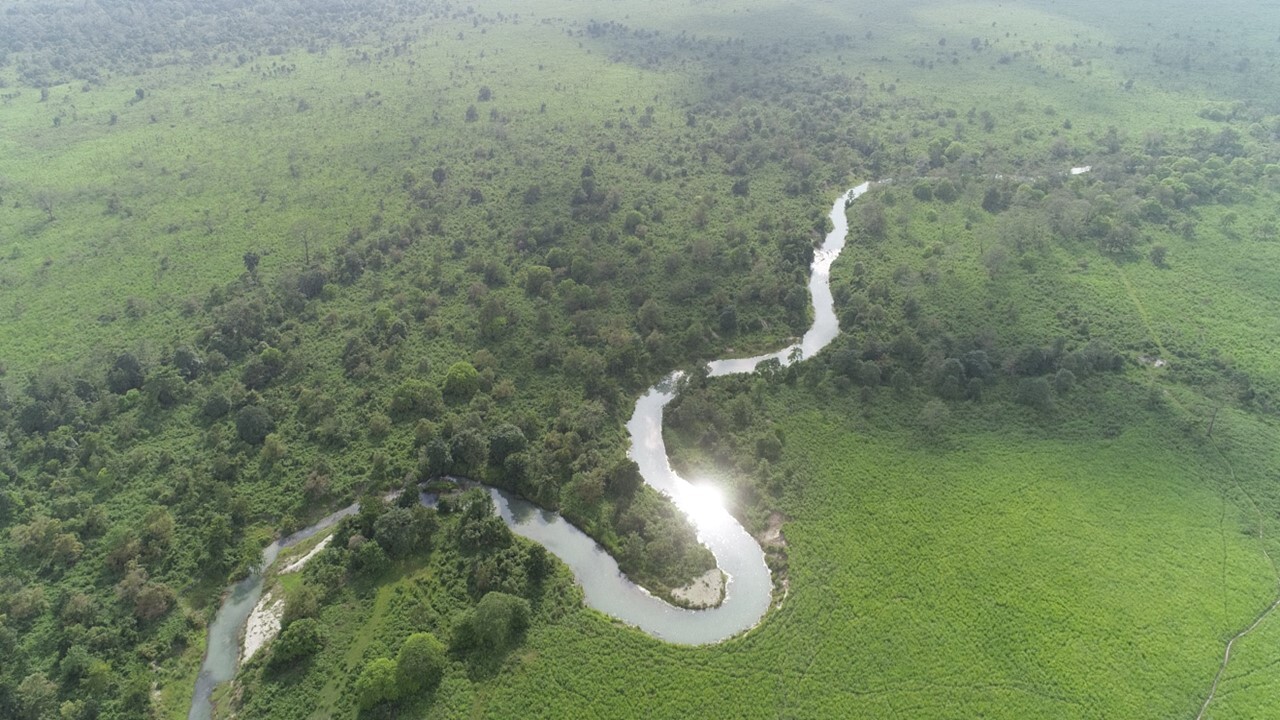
(671, 569), (726, 608)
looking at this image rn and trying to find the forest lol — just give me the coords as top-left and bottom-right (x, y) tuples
(1, 0), (1280, 718)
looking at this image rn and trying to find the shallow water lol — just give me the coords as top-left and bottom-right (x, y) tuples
(188, 504), (359, 720)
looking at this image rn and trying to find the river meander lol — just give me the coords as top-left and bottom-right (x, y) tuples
(187, 180), (869, 718)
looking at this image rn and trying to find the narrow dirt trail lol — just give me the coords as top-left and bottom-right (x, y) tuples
(1194, 440), (1280, 720)
(1116, 264), (1280, 719)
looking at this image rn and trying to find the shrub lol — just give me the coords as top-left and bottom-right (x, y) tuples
(235, 405), (274, 445)
(269, 618), (323, 670)
(395, 632), (446, 696)
(354, 657), (398, 710)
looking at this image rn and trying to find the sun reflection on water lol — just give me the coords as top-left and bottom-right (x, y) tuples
(678, 482), (728, 529)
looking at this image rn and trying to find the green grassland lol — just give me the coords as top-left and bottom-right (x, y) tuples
(485, 413), (1276, 719)
(5, 0), (1274, 375)
(3, 0), (1280, 718)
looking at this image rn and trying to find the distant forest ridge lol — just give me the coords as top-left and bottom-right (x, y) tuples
(0, 0), (438, 86)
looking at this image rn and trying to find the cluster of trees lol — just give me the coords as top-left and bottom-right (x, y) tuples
(353, 632), (448, 710)
(826, 333), (1123, 408)
(442, 489), (550, 599)
(234, 487), (548, 716)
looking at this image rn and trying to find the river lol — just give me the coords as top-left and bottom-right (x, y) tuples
(187, 179), (868, 718)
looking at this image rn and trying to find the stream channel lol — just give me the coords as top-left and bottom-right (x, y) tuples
(187, 181), (870, 719)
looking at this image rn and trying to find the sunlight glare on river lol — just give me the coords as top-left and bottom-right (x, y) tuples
(677, 482), (730, 530)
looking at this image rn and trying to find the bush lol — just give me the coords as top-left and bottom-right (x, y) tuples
(269, 618), (323, 670)
(395, 632), (446, 696)
(354, 657), (399, 710)
(235, 405), (274, 445)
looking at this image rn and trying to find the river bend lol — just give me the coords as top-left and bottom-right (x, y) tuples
(188, 180), (869, 717)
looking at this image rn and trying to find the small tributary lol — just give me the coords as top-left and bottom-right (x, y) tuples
(188, 504), (360, 720)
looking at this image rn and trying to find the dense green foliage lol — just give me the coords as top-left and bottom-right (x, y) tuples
(352, 657), (397, 711)
(2, 0), (1280, 718)
(227, 487), (574, 718)
(395, 633), (446, 698)
(268, 618), (324, 671)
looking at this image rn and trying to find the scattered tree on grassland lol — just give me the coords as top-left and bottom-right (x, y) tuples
(354, 657), (399, 710)
(443, 361), (480, 401)
(236, 405), (274, 444)
(396, 632), (447, 696)
(450, 591), (530, 655)
(1015, 376), (1055, 412)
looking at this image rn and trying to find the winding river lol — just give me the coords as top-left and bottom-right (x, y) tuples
(187, 180), (869, 718)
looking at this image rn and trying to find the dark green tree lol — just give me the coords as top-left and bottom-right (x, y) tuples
(395, 632), (447, 696)
(350, 538), (390, 578)
(354, 657), (399, 710)
(488, 423), (527, 466)
(106, 352), (145, 394)
(451, 591), (530, 654)
(373, 506), (436, 558)
(443, 361), (480, 401)
(1015, 377), (1055, 412)
(1054, 368), (1077, 394)
(269, 618), (323, 670)
(421, 438), (452, 478)
(235, 405), (274, 444)
(449, 429), (488, 475)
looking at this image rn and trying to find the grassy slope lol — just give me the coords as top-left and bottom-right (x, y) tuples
(0, 15), (678, 374)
